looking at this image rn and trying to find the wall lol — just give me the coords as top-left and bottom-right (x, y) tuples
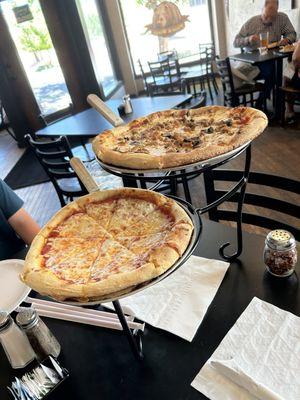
(103, 0), (139, 96)
(226, 0), (300, 55)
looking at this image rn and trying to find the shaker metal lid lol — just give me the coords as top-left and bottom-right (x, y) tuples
(266, 230), (296, 250)
(0, 311), (9, 329)
(16, 307), (37, 328)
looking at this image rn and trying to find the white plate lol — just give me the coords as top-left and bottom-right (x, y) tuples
(0, 259), (31, 313)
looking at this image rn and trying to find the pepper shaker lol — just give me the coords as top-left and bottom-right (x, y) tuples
(264, 229), (297, 277)
(16, 308), (61, 361)
(0, 311), (35, 369)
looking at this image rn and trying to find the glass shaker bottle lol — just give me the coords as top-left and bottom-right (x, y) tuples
(264, 230), (297, 277)
(123, 94), (133, 114)
(16, 308), (61, 361)
(0, 311), (35, 369)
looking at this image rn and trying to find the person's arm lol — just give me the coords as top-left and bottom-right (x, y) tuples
(233, 21), (259, 49)
(280, 14), (296, 44)
(8, 208), (40, 245)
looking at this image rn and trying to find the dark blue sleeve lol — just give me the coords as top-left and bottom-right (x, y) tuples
(0, 179), (24, 219)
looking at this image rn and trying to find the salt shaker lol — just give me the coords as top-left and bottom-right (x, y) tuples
(0, 311), (35, 369)
(264, 229), (297, 277)
(123, 94), (133, 114)
(16, 308), (61, 361)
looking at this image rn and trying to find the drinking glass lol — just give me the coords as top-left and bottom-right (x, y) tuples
(259, 32), (269, 54)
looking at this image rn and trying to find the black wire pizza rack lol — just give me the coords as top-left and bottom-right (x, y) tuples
(62, 142), (252, 360)
(78, 143), (252, 360)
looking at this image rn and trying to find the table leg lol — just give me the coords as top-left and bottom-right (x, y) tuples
(275, 58), (283, 118)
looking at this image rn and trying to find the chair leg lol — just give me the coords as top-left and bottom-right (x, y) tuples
(250, 93), (254, 107)
(242, 94), (246, 106)
(263, 92), (267, 112)
(206, 77), (213, 101)
(212, 76), (219, 94)
(281, 92), (286, 126)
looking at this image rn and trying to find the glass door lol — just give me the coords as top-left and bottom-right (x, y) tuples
(76, 0), (118, 98)
(0, 0), (72, 117)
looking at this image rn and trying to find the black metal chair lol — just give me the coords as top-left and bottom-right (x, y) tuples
(204, 170), (300, 241)
(199, 44), (219, 98)
(148, 59), (186, 96)
(216, 58), (266, 109)
(182, 44), (218, 101)
(25, 134), (88, 207)
(138, 59), (154, 96)
(279, 86), (300, 125)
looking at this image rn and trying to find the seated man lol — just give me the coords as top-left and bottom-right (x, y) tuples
(233, 0), (296, 50)
(233, 0), (296, 105)
(0, 179), (40, 260)
(283, 41), (300, 122)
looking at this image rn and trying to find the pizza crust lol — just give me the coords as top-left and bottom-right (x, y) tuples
(92, 106), (268, 170)
(21, 188), (193, 302)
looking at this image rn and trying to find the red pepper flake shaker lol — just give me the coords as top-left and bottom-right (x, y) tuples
(264, 230), (297, 277)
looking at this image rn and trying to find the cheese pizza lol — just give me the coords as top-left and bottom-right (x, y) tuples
(21, 188), (193, 302)
(92, 106), (268, 170)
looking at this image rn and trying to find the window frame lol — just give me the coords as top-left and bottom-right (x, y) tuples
(118, 0), (215, 80)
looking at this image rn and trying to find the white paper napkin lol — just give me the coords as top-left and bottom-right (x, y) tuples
(105, 255), (229, 342)
(191, 297), (300, 400)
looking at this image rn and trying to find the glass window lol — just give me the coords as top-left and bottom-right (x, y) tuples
(76, 0), (117, 97)
(120, 0), (213, 74)
(1, 0), (72, 116)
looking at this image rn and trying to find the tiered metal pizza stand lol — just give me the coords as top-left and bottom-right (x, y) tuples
(68, 141), (251, 360)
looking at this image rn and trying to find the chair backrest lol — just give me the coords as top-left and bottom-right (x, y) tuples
(25, 134), (87, 205)
(204, 169), (300, 241)
(148, 59), (179, 85)
(147, 59), (184, 96)
(216, 57), (237, 106)
(199, 44), (218, 76)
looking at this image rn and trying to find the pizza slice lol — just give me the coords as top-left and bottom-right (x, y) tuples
(22, 236), (106, 300)
(83, 238), (156, 298)
(107, 197), (158, 236)
(117, 232), (168, 254)
(48, 212), (110, 240)
(42, 237), (103, 278)
(84, 200), (117, 230)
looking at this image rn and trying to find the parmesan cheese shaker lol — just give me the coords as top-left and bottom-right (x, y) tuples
(123, 94), (133, 114)
(0, 311), (35, 369)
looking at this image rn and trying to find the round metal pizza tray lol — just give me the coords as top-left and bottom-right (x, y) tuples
(60, 196), (202, 306)
(96, 141), (250, 175)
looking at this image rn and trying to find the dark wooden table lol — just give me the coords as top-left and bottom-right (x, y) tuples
(35, 95), (192, 138)
(230, 49), (291, 117)
(1, 219), (299, 399)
